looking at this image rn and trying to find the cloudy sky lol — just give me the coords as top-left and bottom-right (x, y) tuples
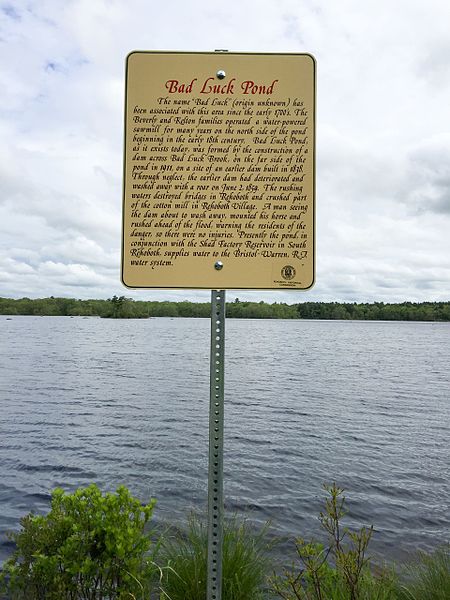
(1, 0), (449, 304)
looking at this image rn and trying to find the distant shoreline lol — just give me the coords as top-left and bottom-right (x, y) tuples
(1, 296), (449, 321)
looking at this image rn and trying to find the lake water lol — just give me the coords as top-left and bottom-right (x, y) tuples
(0, 315), (449, 566)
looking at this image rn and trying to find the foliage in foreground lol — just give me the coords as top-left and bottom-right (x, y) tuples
(1, 483), (448, 600)
(0, 484), (157, 599)
(270, 483), (398, 600)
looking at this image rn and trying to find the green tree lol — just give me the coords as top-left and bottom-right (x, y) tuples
(105, 296), (136, 318)
(0, 485), (157, 600)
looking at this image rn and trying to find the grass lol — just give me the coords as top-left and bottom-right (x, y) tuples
(395, 546), (450, 600)
(157, 513), (273, 600)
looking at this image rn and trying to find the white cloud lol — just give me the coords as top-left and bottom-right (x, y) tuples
(0, 0), (449, 302)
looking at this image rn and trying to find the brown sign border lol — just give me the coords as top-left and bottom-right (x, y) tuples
(121, 51), (316, 290)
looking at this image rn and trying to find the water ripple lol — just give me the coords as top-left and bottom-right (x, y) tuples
(0, 316), (449, 566)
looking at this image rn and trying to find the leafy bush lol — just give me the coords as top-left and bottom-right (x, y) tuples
(270, 484), (398, 599)
(0, 484), (157, 599)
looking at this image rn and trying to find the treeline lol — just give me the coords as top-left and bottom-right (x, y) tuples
(1, 296), (450, 321)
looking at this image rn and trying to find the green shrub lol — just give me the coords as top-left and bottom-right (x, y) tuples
(270, 484), (398, 599)
(159, 513), (272, 600)
(0, 484), (157, 599)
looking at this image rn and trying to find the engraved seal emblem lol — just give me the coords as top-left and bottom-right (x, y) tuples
(281, 265), (296, 280)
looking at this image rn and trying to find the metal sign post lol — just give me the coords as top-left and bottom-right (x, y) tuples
(121, 50), (316, 600)
(207, 290), (226, 600)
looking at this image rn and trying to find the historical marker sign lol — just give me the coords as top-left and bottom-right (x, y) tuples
(122, 51), (315, 290)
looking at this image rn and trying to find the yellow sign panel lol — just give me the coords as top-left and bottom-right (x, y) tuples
(122, 52), (315, 290)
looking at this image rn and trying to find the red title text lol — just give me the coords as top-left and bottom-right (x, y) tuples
(165, 78), (279, 95)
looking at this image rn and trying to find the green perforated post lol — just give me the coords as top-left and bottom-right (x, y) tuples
(207, 290), (226, 600)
